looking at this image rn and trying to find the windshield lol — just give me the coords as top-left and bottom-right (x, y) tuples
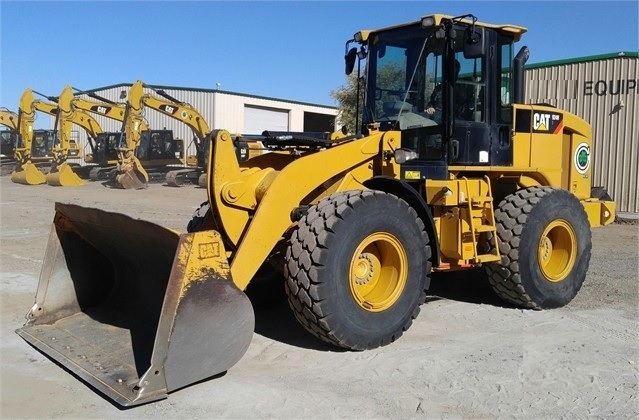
(362, 23), (441, 130)
(362, 22), (485, 131)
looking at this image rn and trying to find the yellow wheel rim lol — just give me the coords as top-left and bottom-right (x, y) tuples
(349, 232), (408, 312)
(537, 220), (577, 282)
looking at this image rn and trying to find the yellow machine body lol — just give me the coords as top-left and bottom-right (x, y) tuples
(17, 13), (616, 407)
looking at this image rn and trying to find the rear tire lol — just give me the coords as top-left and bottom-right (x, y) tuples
(284, 190), (431, 350)
(486, 186), (592, 309)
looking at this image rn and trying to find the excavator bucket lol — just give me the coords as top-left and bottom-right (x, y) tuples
(16, 203), (255, 407)
(46, 163), (85, 186)
(116, 169), (147, 189)
(11, 162), (46, 185)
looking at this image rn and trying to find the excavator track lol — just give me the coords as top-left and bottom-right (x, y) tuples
(165, 168), (202, 187)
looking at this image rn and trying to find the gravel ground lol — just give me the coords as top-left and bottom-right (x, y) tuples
(0, 174), (637, 419)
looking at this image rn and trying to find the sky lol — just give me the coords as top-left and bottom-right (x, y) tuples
(1, 0), (637, 128)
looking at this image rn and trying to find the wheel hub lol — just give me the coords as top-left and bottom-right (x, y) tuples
(349, 233), (408, 312)
(353, 253), (375, 285)
(537, 219), (577, 283)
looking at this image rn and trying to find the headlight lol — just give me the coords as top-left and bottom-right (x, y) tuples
(421, 17), (435, 27)
(394, 148), (418, 164)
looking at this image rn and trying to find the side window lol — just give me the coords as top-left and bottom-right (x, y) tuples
(455, 55), (484, 122)
(499, 43), (514, 124)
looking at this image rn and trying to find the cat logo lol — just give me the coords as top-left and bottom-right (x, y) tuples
(533, 113), (550, 131)
(90, 105), (110, 115)
(159, 104), (178, 115)
(532, 112), (563, 134)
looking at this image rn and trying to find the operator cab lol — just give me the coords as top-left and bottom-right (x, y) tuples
(346, 14), (527, 180)
(0, 130), (18, 158)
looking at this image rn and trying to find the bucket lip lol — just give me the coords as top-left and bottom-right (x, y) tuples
(16, 325), (168, 407)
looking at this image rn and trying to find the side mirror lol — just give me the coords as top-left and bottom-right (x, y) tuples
(463, 27), (485, 58)
(345, 47), (357, 75)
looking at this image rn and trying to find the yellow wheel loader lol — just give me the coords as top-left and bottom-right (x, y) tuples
(17, 14), (615, 406)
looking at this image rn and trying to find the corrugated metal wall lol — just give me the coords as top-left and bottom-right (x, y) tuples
(526, 54), (638, 216)
(60, 85), (337, 166)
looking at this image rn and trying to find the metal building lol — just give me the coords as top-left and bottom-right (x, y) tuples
(63, 82), (338, 167)
(525, 52), (638, 218)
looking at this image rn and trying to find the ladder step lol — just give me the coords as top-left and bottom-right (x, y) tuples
(476, 254), (501, 263)
(474, 225), (496, 233)
(471, 196), (492, 204)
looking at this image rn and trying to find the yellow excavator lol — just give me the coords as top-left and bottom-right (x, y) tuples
(128, 81), (262, 187)
(112, 81), (187, 189)
(43, 85), (98, 186)
(11, 89), (61, 184)
(57, 89), (145, 181)
(17, 14), (615, 406)
(0, 107), (19, 174)
(11, 87), (109, 186)
(66, 87), (194, 187)
(0, 107), (18, 130)
(127, 81), (213, 187)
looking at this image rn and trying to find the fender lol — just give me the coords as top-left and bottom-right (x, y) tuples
(364, 176), (441, 270)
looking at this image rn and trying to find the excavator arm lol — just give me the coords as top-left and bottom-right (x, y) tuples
(0, 108), (19, 130)
(132, 80), (213, 186)
(11, 88), (56, 185)
(111, 80), (155, 189)
(44, 86), (110, 186)
(63, 89), (149, 172)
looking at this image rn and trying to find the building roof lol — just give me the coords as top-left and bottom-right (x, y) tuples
(526, 51), (638, 69)
(77, 82), (337, 110)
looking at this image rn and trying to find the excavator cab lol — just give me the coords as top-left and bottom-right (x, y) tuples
(137, 129), (183, 162)
(1, 130), (17, 159)
(29, 129), (56, 160)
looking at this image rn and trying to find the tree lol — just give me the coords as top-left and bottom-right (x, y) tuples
(330, 72), (364, 134)
(330, 62), (406, 133)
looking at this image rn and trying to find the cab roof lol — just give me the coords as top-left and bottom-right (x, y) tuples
(355, 13), (528, 43)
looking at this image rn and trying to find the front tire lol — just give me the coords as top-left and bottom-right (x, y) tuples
(486, 186), (592, 309)
(284, 190), (432, 350)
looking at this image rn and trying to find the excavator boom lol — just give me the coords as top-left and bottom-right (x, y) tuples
(11, 88), (52, 185)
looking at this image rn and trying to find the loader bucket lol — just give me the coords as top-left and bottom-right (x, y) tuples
(46, 163), (85, 186)
(16, 203), (255, 407)
(11, 162), (46, 185)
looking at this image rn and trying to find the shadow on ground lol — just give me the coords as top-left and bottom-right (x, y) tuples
(426, 267), (512, 308)
(250, 267), (513, 351)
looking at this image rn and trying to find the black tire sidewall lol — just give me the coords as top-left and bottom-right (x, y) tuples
(317, 193), (428, 347)
(518, 189), (591, 308)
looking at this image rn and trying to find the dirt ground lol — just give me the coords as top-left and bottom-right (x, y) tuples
(0, 174), (637, 419)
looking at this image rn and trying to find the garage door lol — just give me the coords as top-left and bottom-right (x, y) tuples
(244, 105), (289, 134)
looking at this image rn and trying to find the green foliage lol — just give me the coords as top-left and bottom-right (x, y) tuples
(330, 72), (364, 133)
(330, 62), (406, 132)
